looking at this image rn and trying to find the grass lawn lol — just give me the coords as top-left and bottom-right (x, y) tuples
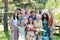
(0, 31), (10, 40)
(0, 31), (60, 40)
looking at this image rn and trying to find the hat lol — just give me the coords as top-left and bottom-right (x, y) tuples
(30, 9), (36, 14)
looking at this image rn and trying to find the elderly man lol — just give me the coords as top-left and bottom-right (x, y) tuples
(48, 8), (56, 40)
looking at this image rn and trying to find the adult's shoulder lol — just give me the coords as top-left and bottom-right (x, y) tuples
(28, 15), (32, 18)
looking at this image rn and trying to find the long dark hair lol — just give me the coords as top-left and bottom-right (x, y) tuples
(13, 12), (19, 20)
(13, 13), (16, 20)
(42, 13), (49, 21)
(17, 14), (19, 20)
(27, 18), (33, 24)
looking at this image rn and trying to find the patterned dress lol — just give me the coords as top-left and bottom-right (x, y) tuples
(17, 26), (25, 40)
(42, 19), (48, 37)
(26, 24), (36, 40)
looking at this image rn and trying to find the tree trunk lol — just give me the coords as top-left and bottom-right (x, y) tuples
(3, 0), (8, 32)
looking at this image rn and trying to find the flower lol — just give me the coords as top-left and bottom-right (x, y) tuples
(36, 29), (46, 36)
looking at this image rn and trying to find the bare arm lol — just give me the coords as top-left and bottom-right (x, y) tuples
(9, 18), (12, 29)
(18, 20), (20, 26)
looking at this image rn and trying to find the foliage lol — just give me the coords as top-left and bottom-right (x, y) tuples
(0, 0), (60, 22)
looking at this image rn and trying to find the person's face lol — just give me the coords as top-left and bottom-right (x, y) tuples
(32, 12), (35, 16)
(25, 10), (28, 14)
(17, 10), (21, 14)
(20, 22), (24, 26)
(15, 12), (17, 17)
(39, 9), (42, 13)
(44, 14), (46, 18)
(29, 18), (33, 24)
(48, 9), (53, 14)
(25, 8), (28, 14)
(18, 14), (21, 18)
(21, 13), (24, 17)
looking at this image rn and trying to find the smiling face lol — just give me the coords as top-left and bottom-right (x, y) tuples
(29, 18), (33, 24)
(17, 10), (21, 14)
(20, 12), (25, 18)
(28, 18), (33, 24)
(14, 12), (17, 17)
(31, 11), (36, 16)
(48, 8), (53, 14)
(25, 8), (28, 14)
(20, 22), (24, 26)
(39, 9), (42, 14)
(44, 14), (46, 18)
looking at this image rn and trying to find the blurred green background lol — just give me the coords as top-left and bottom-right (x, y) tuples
(0, 0), (60, 22)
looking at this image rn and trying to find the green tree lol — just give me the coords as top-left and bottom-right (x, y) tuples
(3, 0), (8, 31)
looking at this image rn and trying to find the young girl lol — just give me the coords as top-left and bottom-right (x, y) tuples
(17, 21), (25, 40)
(26, 18), (36, 40)
(19, 12), (25, 23)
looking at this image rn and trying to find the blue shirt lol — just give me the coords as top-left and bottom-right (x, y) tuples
(19, 18), (24, 22)
(29, 15), (36, 21)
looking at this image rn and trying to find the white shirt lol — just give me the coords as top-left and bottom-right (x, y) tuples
(11, 18), (18, 26)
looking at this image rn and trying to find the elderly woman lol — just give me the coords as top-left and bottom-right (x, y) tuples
(29, 9), (36, 21)
(34, 14), (43, 40)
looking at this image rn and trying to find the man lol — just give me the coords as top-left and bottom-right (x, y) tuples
(17, 8), (22, 14)
(35, 8), (42, 40)
(48, 8), (56, 40)
(36, 8), (42, 19)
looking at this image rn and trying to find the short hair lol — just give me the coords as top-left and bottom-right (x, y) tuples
(48, 8), (53, 11)
(17, 8), (22, 11)
(39, 8), (42, 10)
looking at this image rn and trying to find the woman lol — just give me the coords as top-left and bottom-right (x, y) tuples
(24, 8), (30, 19)
(42, 13), (49, 37)
(26, 18), (36, 40)
(29, 9), (36, 21)
(10, 11), (19, 40)
(34, 14), (43, 40)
